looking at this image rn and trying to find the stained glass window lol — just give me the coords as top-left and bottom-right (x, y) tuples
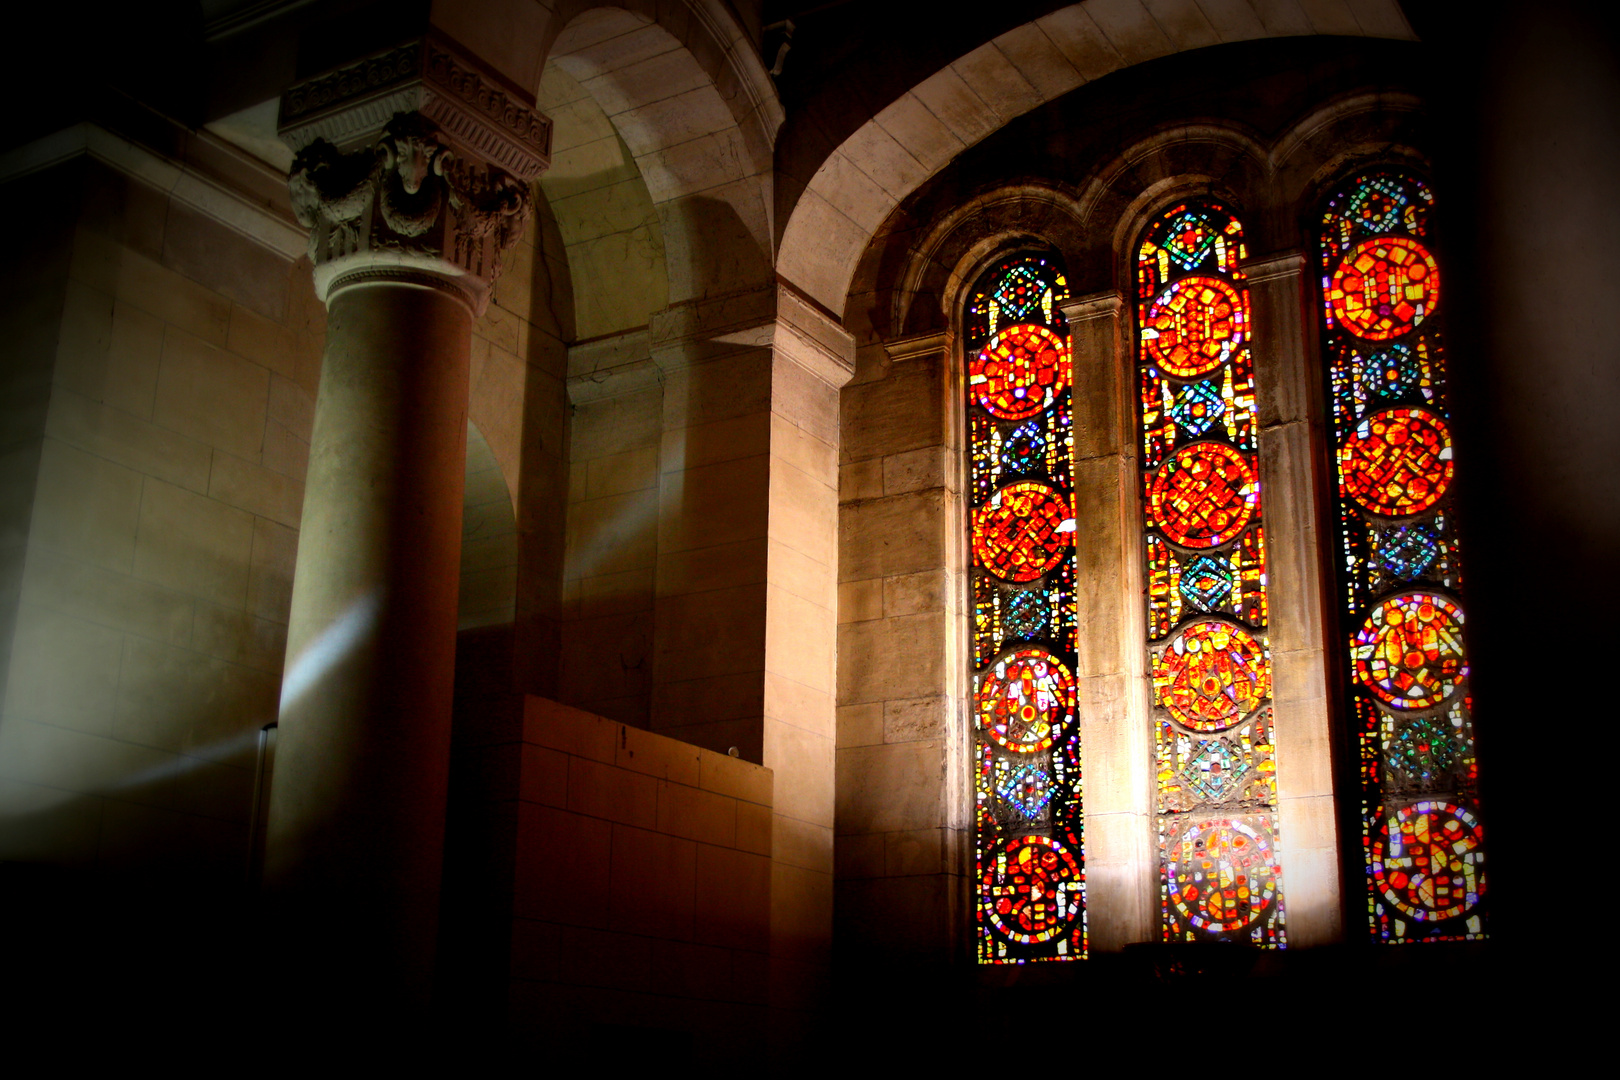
(969, 253), (1084, 962)
(1135, 202), (1286, 946)
(1318, 170), (1485, 943)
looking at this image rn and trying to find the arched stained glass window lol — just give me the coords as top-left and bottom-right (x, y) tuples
(1135, 202), (1286, 946)
(968, 253), (1085, 963)
(1318, 171), (1486, 942)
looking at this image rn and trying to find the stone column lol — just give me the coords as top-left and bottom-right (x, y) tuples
(264, 38), (549, 1010)
(1063, 291), (1157, 950)
(1245, 251), (1342, 947)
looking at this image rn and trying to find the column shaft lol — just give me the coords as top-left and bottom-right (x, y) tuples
(266, 280), (473, 1003)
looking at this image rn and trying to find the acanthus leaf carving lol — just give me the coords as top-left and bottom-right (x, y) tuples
(288, 111), (533, 310)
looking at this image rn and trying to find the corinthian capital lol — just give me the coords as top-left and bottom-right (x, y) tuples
(279, 35), (550, 313)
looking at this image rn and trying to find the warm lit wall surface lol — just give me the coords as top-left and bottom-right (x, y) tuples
(446, 687), (774, 1055)
(835, 330), (964, 962)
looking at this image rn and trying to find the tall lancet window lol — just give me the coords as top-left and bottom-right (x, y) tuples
(1318, 171), (1486, 942)
(1136, 202), (1287, 946)
(967, 253), (1085, 963)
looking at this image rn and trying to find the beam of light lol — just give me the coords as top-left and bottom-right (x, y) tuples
(564, 485), (662, 581)
(0, 596), (383, 820)
(104, 728), (264, 794)
(278, 592), (381, 715)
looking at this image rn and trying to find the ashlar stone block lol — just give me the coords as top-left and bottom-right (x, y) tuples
(835, 740), (947, 835)
(153, 328), (270, 463)
(1142, 0), (1223, 51)
(32, 439), (143, 573)
(837, 612), (946, 705)
(132, 477), (255, 606)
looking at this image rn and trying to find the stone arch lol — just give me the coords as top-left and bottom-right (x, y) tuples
(778, 0), (1417, 314)
(1076, 123), (1271, 270)
(860, 122), (1273, 343)
(1270, 90), (1428, 221)
(534, 62), (668, 340)
(885, 183), (1091, 339)
(539, 0), (782, 302)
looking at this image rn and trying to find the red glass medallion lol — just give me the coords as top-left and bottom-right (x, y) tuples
(976, 647), (1076, 753)
(970, 324), (1069, 420)
(1164, 818), (1281, 933)
(1148, 442), (1257, 549)
(982, 835), (1084, 944)
(1371, 802), (1484, 921)
(1143, 275), (1246, 378)
(1352, 592), (1467, 710)
(1329, 237), (1440, 340)
(1153, 619), (1270, 733)
(972, 482), (1074, 582)
(1340, 408), (1453, 516)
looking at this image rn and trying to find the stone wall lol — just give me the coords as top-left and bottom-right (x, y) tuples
(0, 157), (321, 878)
(835, 335), (969, 964)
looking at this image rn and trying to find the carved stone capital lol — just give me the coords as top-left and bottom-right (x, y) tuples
(882, 331), (948, 365)
(1240, 251), (1308, 284)
(279, 35), (550, 313)
(279, 33), (551, 178)
(1059, 291), (1124, 324)
(286, 111), (534, 313)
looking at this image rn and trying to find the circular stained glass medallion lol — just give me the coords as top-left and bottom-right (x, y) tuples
(976, 647), (1076, 753)
(982, 834), (1084, 945)
(1372, 801), (1484, 923)
(970, 324), (1069, 420)
(1143, 275), (1246, 378)
(1164, 818), (1281, 934)
(1341, 408), (1454, 517)
(1154, 620), (1270, 733)
(1353, 593), (1467, 710)
(972, 482), (1074, 582)
(1148, 442), (1257, 549)
(1329, 236), (1440, 340)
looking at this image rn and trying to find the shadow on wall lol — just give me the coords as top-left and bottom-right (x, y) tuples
(660, 193), (773, 303)
(512, 191), (573, 700)
(459, 422), (519, 632)
(0, 726), (268, 1044)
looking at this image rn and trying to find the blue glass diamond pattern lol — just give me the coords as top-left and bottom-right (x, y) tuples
(1168, 380), (1225, 438)
(1162, 211), (1220, 270)
(1347, 176), (1408, 234)
(1371, 343), (1423, 398)
(1378, 525), (1439, 580)
(1004, 589), (1047, 640)
(1002, 420), (1046, 475)
(1184, 739), (1248, 802)
(991, 264), (1045, 322)
(1178, 555), (1234, 612)
(997, 763), (1054, 817)
(1389, 715), (1460, 782)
